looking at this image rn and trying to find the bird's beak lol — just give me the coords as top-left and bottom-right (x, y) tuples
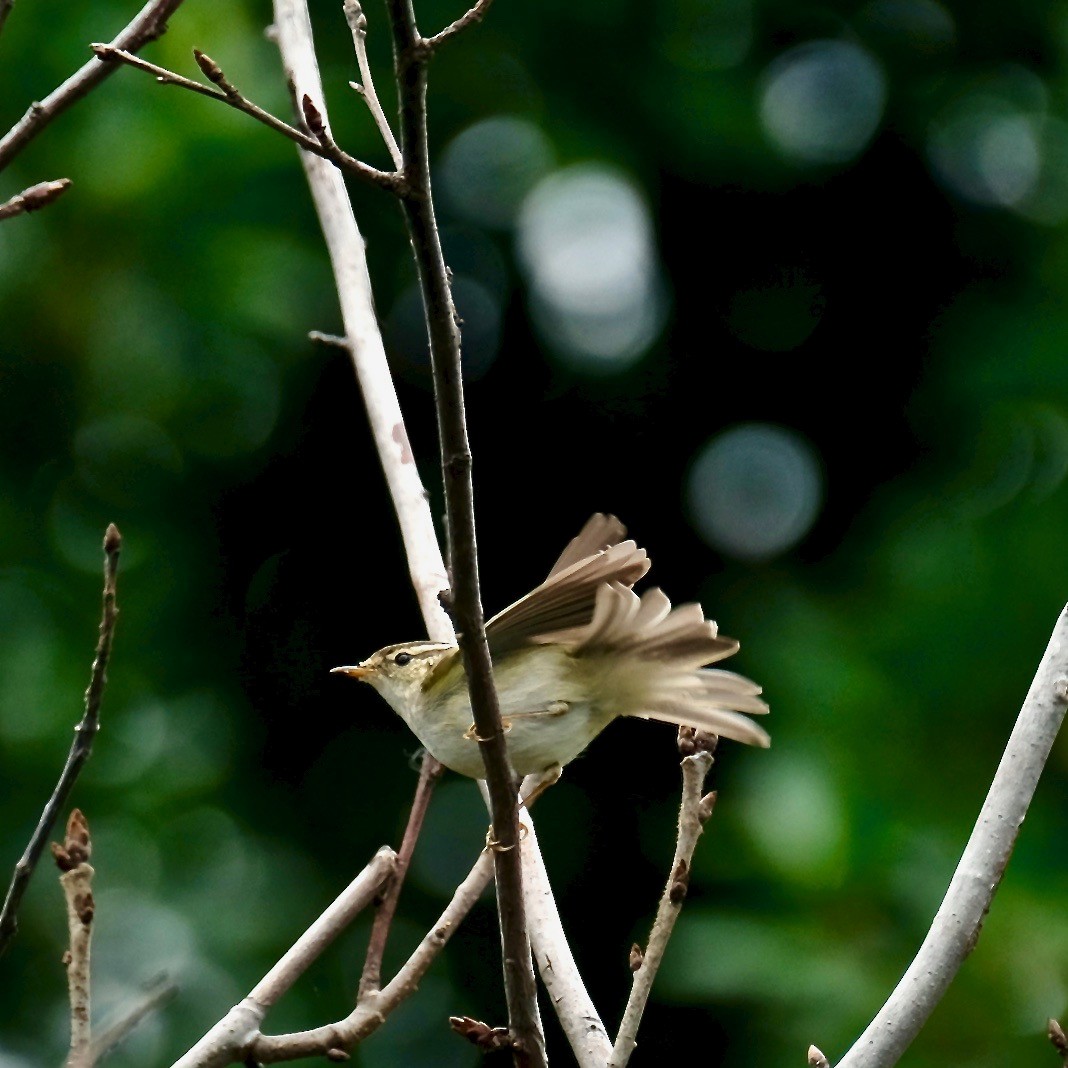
(331, 664), (373, 680)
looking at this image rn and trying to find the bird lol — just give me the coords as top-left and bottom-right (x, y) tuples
(332, 515), (769, 782)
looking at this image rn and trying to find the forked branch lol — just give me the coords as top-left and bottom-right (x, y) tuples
(0, 0), (187, 170)
(89, 45), (399, 192)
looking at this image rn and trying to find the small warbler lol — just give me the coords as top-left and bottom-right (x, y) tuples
(333, 515), (769, 780)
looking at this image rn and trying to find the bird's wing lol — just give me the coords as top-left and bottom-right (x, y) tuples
(545, 513), (628, 578)
(571, 582), (770, 747)
(485, 514), (650, 654)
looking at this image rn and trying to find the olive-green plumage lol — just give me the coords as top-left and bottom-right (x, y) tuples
(334, 515), (769, 779)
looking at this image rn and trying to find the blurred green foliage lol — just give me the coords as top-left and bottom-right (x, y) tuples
(2, 0), (1068, 1065)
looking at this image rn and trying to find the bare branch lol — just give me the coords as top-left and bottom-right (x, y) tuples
(249, 850), (495, 1063)
(609, 751), (715, 1068)
(343, 0), (403, 169)
(170, 847), (397, 1068)
(90, 976), (179, 1064)
(0, 525), (121, 957)
(0, 0), (186, 171)
(809, 1045), (831, 1068)
(0, 178), (71, 221)
(521, 805), (612, 1067)
(53, 809), (96, 1068)
(89, 45), (399, 193)
(832, 605), (1068, 1068)
(272, 0), (452, 641)
(423, 0), (496, 52)
(360, 752), (443, 997)
(383, 2), (544, 1061)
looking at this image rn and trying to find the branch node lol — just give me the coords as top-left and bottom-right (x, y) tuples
(667, 859), (690, 904)
(193, 48), (239, 97)
(325, 1049), (351, 1062)
(449, 1015), (514, 1052)
(0, 177), (72, 221)
(808, 1044), (831, 1068)
(300, 93), (333, 146)
(697, 790), (717, 824)
(628, 943), (644, 973)
(1049, 1018), (1068, 1057)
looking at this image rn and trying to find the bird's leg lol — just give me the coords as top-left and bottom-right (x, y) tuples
(519, 763), (562, 810)
(464, 701), (569, 741)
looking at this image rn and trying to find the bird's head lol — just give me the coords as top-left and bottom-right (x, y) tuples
(331, 641), (457, 716)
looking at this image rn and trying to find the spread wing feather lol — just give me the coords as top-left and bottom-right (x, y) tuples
(485, 514), (770, 748)
(486, 516), (649, 654)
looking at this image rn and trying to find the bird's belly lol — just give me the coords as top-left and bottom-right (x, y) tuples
(415, 648), (610, 779)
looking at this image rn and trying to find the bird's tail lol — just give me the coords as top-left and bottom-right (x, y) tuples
(556, 582), (771, 748)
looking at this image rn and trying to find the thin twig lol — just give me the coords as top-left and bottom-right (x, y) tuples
(422, 0), (496, 51)
(0, 0), (14, 37)
(608, 751), (715, 1068)
(832, 604), (1068, 1068)
(0, 0), (186, 170)
(0, 524), (121, 957)
(343, 0), (403, 169)
(360, 752), (444, 998)
(89, 45), (399, 193)
(90, 976), (179, 1065)
(170, 848), (397, 1068)
(383, 2), (544, 1063)
(53, 809), (96, 1068)
(0, 178), (71, 221)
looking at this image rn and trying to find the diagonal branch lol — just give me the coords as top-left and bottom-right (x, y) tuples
(0, 524), (121, 958)
(89, 45), (399, 192)
(423, 0), (496, 51)
(359, 751), (444, 998)
(0, 178), (71, 221)
(520, 802), (612, 1067)
(250, 849), (495, 1063)
(170, 847), (397, 1068)
(0, 0), (186, 171)
(90, 976), (179, 1064)
(383, 1), (544, 1062)
(343, 0), (403, 169)
(830, 604), (1068, 1068)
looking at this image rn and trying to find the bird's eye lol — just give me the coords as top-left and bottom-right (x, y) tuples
(394, 652), (413, 667)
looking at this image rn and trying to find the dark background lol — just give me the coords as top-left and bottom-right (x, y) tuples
(2, 0), (1068, 1064)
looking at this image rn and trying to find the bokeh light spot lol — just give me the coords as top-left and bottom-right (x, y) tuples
(440, 116), (555, 229)
(517, 164), (667, 370)
(659, 0), (754, 72)
(738, 755), (848, 884)
(759, 40), (886, 164)
(686, 424), (822, 560)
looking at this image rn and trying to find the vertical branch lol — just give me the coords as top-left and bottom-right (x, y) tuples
(53, 809), (96, 1068)
(272, 0), (451, 645)
(608, 750), (716, 1068)
(382, 3), (544, 1063)
(0, 524), (121, 957)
